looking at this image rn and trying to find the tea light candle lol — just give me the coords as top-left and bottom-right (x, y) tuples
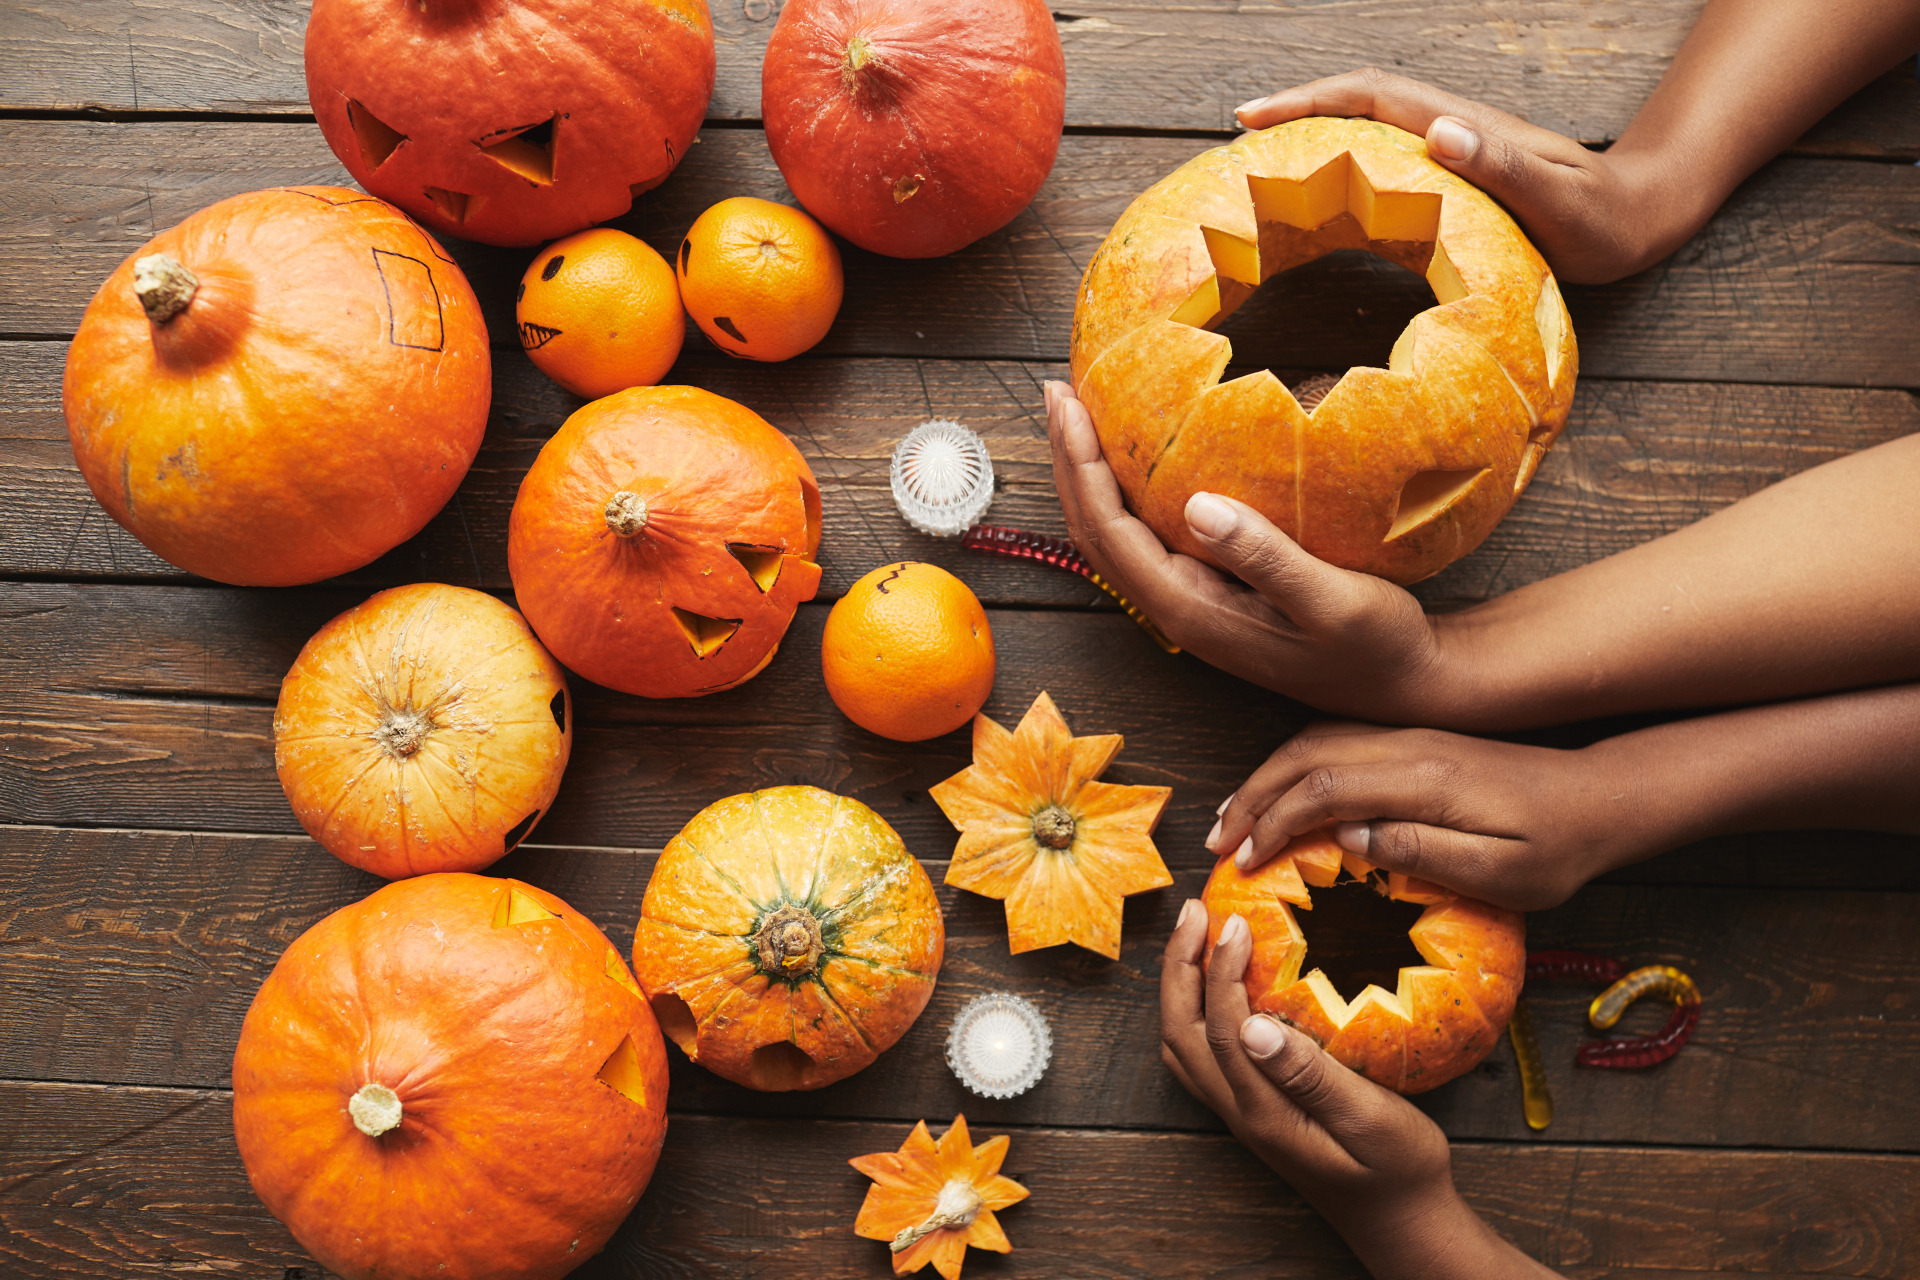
(890, 419), (994, 536)
(945, 992), (1051, 1099)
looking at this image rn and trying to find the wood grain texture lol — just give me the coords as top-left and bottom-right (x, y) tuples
(5, 123), (1917, 388)
(2, 1079), (1914, 1278)
(4, 0), (1916, 157)
(9, 337), (1918, 599)
(3, 825), (1916, 1150)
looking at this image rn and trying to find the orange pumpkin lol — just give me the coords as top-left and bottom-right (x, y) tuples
(1202, 830), (1524, 1094)
(233, 873), (669, 1280)
(305, 0), (715, 247)
(632, 786), (943, 1090)
(62, 187), (490, 586)
(508, 385), (823, 698)
(274, 583), (572, 879)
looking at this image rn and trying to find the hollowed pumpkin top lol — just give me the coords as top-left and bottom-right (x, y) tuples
(1070, 117), (1578, 584)
(1202, 830), (1525, 1094)
(232, 873), (670, 1280)
(632, 786), (944, 1091)
(62, 186), (490, 586)
(507, 384), (823, 699)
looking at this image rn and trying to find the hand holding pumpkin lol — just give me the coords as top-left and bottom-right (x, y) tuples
(1161, 901), (1558, 1280)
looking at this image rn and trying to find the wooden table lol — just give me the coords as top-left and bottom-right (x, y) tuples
(4, 4), (1918, 1276)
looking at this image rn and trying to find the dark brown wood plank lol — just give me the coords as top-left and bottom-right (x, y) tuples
(4, 825), (1916, 1150)
(2, 1079), (1913, 1278)
(5, 0), (1917, 157)
(7, 335), (1917, 596)
(5, 122), (1916, 388)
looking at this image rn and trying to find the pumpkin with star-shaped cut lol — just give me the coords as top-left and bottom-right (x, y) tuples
(930, 691), (1172, 958)
(851, 1114), (1029, 1279)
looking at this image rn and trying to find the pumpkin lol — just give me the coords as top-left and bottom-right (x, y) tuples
(507, 385), (822, 698)
(305, 0), (714, 248)
(851, 1115), (1029, 1280)
(232, 873), (669, 1280)
(930, 691), (1171, 958)
(274, 583), (572, 879)
(632, 786), (943, 1090)
(760, 0), (1065, 258)
(1201, 829), (1525, 1094)
(1070, 117), (1578, 584)
(62, 187), (490, 587)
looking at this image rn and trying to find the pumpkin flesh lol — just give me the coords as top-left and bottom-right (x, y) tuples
(851, 1115), (1029, 1280)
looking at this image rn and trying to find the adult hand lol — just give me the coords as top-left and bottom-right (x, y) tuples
(1208, 722), (1624, 911)
(1045, 380), (1460, 725)
(1160, 900), (1559, 1279)
(1235, 68), (1675, 284)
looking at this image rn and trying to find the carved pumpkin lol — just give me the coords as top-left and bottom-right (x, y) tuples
(507, 385), (822, 698)
(1201, 830), (1524, 1094)
(1070, 117), (1578, 584)
(274, 583), (572, 879)
(233, 873), (669, 1279)
(761, 0), (1065, 258)
(305, 0), (715, 247)
(930, 691), (1172, 958)
(62, 187), (490, 586)
(632, 786), (943, 1091)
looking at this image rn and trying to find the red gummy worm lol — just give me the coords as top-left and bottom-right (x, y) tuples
(1576, 1001), (1701, 1069)
(961, 524), (1179, 653)
(1525, 950), (1629, 985)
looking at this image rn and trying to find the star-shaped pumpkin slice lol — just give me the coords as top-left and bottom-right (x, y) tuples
(851, 1114), (1029, 1280)
(930, 691), (1172, 958)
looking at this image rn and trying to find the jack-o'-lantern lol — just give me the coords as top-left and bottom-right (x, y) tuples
(1070, 117), (1578, 584)
(305, 0), (715, 247)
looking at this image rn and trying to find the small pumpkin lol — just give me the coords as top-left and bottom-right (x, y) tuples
(305, 0), (715, 247)
(632, 786), (943, 1090)
(508, 385), (822, 698)
(233, 873), (669, 1280)
(930, 691), (1172, 958)
(274, 583), (572, 879)
(1201, 830), (1525, 1094)
(62, 187), (490, 586)
(852, 1114), (1029, 1280)
(761, 0), (1066, 258)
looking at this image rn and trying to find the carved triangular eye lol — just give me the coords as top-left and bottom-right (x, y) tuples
(1386, 467), (1488, 541)
(492, 885), (558, 928)
(604, 948), (643, 997)
(480, 116), (557, 186)
(727, 544), (784, 593)
(597, 1035), (649, 1106)
(423, 186), (476, 225)
(669, 607), (742, 658)
(346, 99), (406, 171)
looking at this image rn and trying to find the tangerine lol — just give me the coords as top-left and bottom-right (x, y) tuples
(822, 562), (995, 741)
(516, 228), (684, 398)
(676, 197), (843, 361)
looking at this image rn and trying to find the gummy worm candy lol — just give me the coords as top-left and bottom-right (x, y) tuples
(1525, 950), (1628, 985)
(1578, 965), (1701, 1070)
(1507, 1000), (1553, 1131)
(960, 524), (1180, 653)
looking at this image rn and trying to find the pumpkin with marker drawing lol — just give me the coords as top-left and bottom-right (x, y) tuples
(273, 583), (572, 879)
(233, 873), (669, 1279)
(62, 186), (489, 586)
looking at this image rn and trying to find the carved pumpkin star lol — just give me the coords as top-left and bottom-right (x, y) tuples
(931, 691), (1172, 958)
(851, 1114), (1029, 1280)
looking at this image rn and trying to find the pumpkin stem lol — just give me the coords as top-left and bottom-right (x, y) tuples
(348, 1082), (403, 1137)
(605, 491), (650, 537)
(1033, 805), (1076, 850)
(373, 707), (434, 759)
(890, 1178), (984, 1253)
(844, 34), (873, 72)
(754, 903), (825, 979)
(133, 254), (199, 325)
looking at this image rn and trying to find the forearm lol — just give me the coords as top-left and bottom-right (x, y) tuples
(1331, 1185), (1559, 1280)
(1426, 435), (1920, 731)
(1607, 0), (1920, 273)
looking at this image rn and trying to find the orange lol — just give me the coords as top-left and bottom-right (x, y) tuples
(676, 196), (843, 361)
(822, 562), (996, 741)
(516, 228), (684, 398)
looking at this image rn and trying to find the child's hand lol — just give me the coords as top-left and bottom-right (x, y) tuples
(1161, 900), (1559, 1279)
(1235, 69), (1666, 283)
(1045, 381), (1459, 725)
(1208, 722), (1618, 911)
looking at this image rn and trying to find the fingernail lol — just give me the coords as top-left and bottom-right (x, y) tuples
(1334, 821), (1371, 854)
(1217, 793), (1234, 816)
(1241, 1014), (1288, 1059)
(1235, 97), (1268, 117)
(1205, 818), (1223, 851)
(1186, 492), (1237, 540)
(1176, 898), (1200, 930)
(1429, 117), (1479, 163)
(1233, 836), (1255, 869)
(1220, 913), (1250, 948)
